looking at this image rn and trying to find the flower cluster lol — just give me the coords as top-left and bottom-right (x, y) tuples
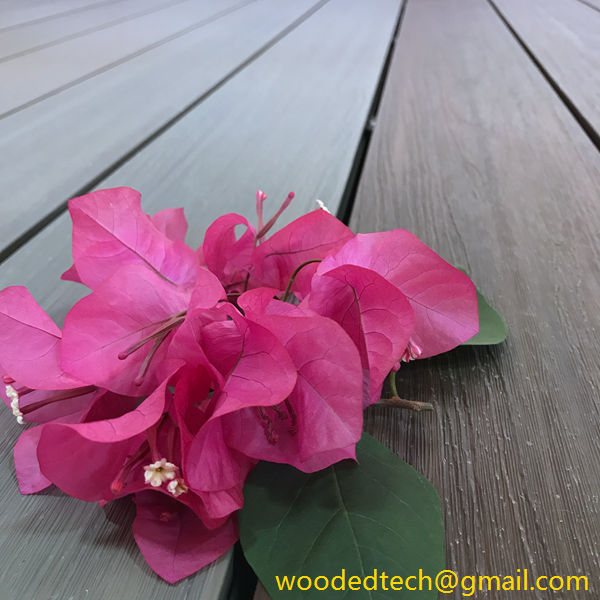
(0, 187), (478, 583)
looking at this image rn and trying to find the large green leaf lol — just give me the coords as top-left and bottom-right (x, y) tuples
(239, 433), (444, 599)
(457, 267), (507, 345)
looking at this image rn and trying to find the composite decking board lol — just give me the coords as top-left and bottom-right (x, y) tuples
(0, 1), (402, 597)
(346, 0), (600, 591)
(92, 0), (403, 240)
(0, 0), (188, 62)
(493, 0), (600, 142)
(0, 0), (325, 257)
(0, 0), (256, 118)
(577, 0), (600, 12)
(0, 0), (122, 31)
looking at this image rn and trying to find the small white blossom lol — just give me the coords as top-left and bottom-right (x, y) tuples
(401, 339), (423, 363)
(6, 385), (24, 425)
(143, 458), (178, 487)
(315, 199), (331, 213)
(167, 479), (189, 497)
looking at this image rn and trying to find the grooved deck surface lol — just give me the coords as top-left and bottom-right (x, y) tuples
(0, 1), (402, 598)
(2, 1), (599, 599)
(493, 0), (600, 139)
(352, 0), (600, 597)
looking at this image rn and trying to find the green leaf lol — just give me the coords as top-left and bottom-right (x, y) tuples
(456, 267), (507, 345)
(239, 433), (444, 599)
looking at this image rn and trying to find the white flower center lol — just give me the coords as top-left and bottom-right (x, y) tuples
(167, 479), (189, 497)
(401, 339), (423, 363)
(143, 458), (178, 487)
(6, 385), (23, 425)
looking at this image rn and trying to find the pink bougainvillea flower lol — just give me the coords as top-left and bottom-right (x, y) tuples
(37, 379), (225, 527)
(316, 230), (479, 359)
(305, 265), (415, 406)
(13, 389), (135, 495)
(168, 304), (297, 501)
(36, 382), (167, 502)
(200, 190), (295, 294)
(36, 379), (238, 582)
(170, 366), (256, 521)
(228, 287), (364, 470)
(61, 263), (224, 396)
(251, 208), (354, 299)
(62, 187), (198, 290)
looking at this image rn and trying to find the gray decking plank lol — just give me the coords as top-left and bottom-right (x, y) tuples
(0, 0), (119, 30)
(579, 0), (600, 11)
(493, 0), (600, 139)
(349, 0), (600, 587)
(0, 0), (320, 257)
(0, 0), (185, 61)
(0, 1), (401, 598)
(96, 0), (402, 239)
(0, 0), (252, 117)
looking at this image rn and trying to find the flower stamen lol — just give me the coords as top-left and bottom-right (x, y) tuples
(143, 458), (178, 487)
(256, 192), (294, 241)
(284, 399), (297, 436)
(167, 478), (189, 497)
(256, 407), (278, 445)
(5, 384), (96, 424)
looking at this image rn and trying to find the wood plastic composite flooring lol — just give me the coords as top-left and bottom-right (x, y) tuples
(0, 1), (403, 598)
(352, 0), (600, 595)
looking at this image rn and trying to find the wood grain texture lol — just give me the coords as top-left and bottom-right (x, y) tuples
(0, 0), (185, 61)
(0, 0), (253, 117)
(0, 0), (321, 257)
(0, 1), (401, 598)
(493, 0), (600, 139)
(348, 0), (600, 597)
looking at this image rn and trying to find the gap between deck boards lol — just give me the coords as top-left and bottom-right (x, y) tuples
(487, 0), (600, 154)
(0, 0), (330, 267)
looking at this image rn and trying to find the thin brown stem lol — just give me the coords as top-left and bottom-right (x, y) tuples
(377, 396), (434, 412)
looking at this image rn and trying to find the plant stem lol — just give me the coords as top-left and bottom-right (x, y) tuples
(388, 370), (399, 397)
(281, 259), (322, 302)
(378, 396), (434, 412)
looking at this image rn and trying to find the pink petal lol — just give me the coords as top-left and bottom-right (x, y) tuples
(60, 263), (82, 283)
(183, 309), (295, 494)
(61, 264), (191, 396)
(308, 265), (415, 405)
(224, 306), (364, 470)
(151, 207), (188, 242)
(185, 418), (253, 494)
(132, 491), (237, 584)
(68, 187), (198, 290)
(0, 286), (83, 389)
(197, 486), (247, 522)
(319, 230), (479, 357)
(202, 213), (256, 287)
(37, 382), (168, 500)
(252, 210), (354, 297)
(14, 426), (51, 494)
(238, 287), (297, 317)
(209, 309), (297, 419)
